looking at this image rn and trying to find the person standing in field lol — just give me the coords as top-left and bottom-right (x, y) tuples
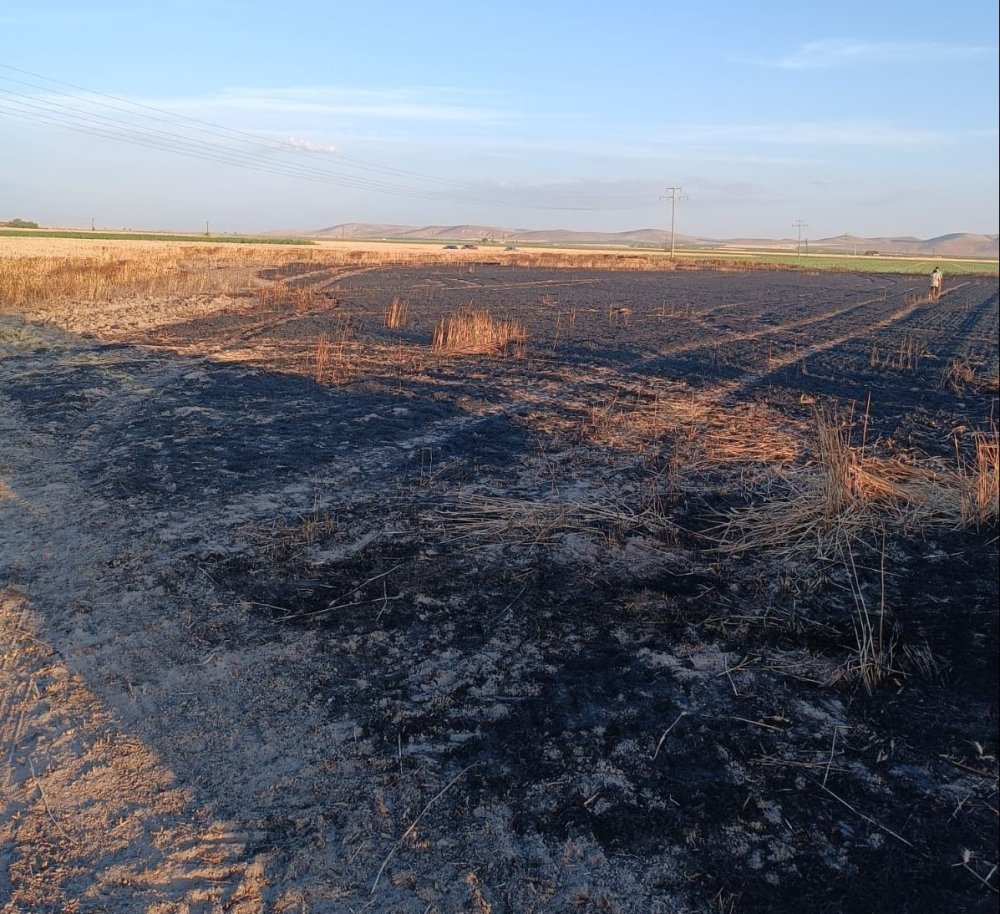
(929, 266), (943, 301)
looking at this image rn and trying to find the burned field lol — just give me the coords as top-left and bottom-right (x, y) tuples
(1, 257), (998, 913)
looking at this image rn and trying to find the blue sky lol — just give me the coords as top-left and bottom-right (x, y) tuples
(1, 0), (997, 239)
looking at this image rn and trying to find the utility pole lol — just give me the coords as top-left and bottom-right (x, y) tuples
(660, 186), (684, 258)
(793, 220), (807, 256)
(205, 220), (210, 236)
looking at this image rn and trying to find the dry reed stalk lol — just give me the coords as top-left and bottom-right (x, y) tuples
(291, 285), (323, 312)
(424, 492), (669, 545)
(961, 429), (1000, 527)
(607, 305), (632, 326)
(839, 533), (893, 693)
(326, 319), (354, 382)
(943, 356), (979, 393)
(815, 407), (856, 516)
(895, 332), (926, 371)
(385, 297), (409, 329)
(432, 309), (526, 355)
(260, 281), (323, 311)
(314, 334), (330, 383)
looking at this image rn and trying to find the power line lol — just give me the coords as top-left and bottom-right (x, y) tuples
(0, 81), (505, 205)
(0, 63), (505, 197)
(0, 94), (455, 202)
(0, 62), (629, 214)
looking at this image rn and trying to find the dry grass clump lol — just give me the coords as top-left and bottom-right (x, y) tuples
(258, 281), (327, 312)
(960, 429), (999, 527)
(584, 390), (679, 449)
(839, 537), (895, 694)
(711, 405), (994, 694)
(942, 355), (1000, 395)
(895, 332), (928, 371)
(943, 356), (980, 392)
(314, 334), (330, 383)
(424, 491), (669, 546)
(695, 406), (801, 470)
(715, 406), (965, 558)
(432, 309), (526, 355)
(311, 320), (353, 384)
(584, 388), (801, 471)
(385, 297), (409, 329)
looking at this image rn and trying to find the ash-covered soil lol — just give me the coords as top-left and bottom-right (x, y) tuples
(1, 264), (997, 913)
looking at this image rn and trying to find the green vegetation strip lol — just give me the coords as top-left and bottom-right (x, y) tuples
(339, 236), (998, 275)
(673, 249), (999, 275)
(0, 229), (315, 245)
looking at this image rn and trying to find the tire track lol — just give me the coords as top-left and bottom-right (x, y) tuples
(637, 291), (902, 366)
(718, 286), (970, 402)
(142, 266), (376, 357)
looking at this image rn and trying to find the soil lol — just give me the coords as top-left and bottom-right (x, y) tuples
(1, 261), (997, 913)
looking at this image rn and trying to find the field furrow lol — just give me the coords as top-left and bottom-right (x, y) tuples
(1, 256), (997, 914)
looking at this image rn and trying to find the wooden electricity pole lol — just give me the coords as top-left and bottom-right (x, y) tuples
(660, 186), (684, 258)
(793, 220), (807, 256)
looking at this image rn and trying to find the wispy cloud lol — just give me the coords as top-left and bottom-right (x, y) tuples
(281, 136), (339, 155)
(497, 121), (947, 154)
(175, 86), (513, 124)
(767, 39), (996, 70)
(671, 121), (947, 148)
(476, 176), (794, 216)
(484, 178), (662, 211)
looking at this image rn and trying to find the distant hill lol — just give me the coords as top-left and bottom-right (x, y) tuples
(920, 233), (999, 258)
(315, 223), (702, 247)
(312, 224), (999, 259)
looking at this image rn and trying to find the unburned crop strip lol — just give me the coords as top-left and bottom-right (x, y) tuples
(0, 251), (200, 306)
(0, 245), (334, 311)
